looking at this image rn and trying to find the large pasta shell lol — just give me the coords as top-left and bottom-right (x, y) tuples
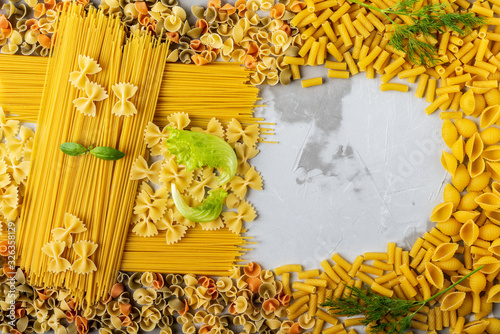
(457, 293), (474, 317)
(441, 151), (458, 176)
(443, 184), (461, 210)
(434, 257), (464, 271)
(487, 161), (500, 181)
(467, 172), (491, 192)
(458, 192), (480, 211)
(430, 202), (454, 223)
(440, 291), (466, 311)
(432, 243), (458, 262)
(491, 181), (500, 196)
(437, 218), (463, 235)
(485, 211), (500, 225)
(424, 262), (444, 289)
(479, 222), (500, 240)
(480, 127), (500, 145)
(452, 275), (473, 292)
(467, 76), (493, 94)
(466, 132), (484, 161)
(474, 256), (500, 274)
(452, 164), (470, 192)
(464, 320), (490, 334)
(486, 284), (500, 303)
(468, 157), (485, 179)
(482, 145), (500, 162)
(460, 90), (476, 116)
(486, 318), (500, 334)
(484, 88), (500, 106)
(475, 192), (500, 211)
(469, 271), (486, 294)
(488, 239), (500, 256)
(460, 219), (479, 246)
(453, 210), (479, 223)
(455, 119), (478, 138)
(480, 105), (500, 128)
(452, 136), (465, 162)
(473, 94), (487, 118)
(442, 119), (458, 148)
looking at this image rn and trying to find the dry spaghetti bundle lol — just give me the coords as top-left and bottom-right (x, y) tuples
(17, 4), (168, 306)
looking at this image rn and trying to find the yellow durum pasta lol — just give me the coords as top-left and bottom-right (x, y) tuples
(17, 4), (168, 306)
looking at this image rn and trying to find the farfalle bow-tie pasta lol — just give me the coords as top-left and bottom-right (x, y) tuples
(111, 82), (138, 117)
(41, 241), (71, 273)
(73, 81), (108, 117)
(69, 55), (102, 90)
(72, 240), (98, 274)
(51, 213), (87, 248)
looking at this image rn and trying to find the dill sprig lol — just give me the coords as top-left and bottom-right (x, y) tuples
(349, 0), (486, 66)
(321, 265), (484, 334)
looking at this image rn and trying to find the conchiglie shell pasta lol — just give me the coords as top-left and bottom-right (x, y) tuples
(484, 88), (500, 106)
(488, 239), (500, 256)
(460, 219), (479, 245)
(458, 293), (474, 317)
(474, 192), (500, 211)
(474, 256), (500, 274)
(480, 105), (500, 128)
(480, 127), (500, 145)
(443, 184), (461, 210)
(487, 161), (500, 180)
(437, 218), (463, 235)
(473, 94), (487, 118)
(482, 146), (500, 161)
(425, 262), (444, 289)
(492, 181), (500, 196)
(452, 164), (470, 192)
(467, 172), (491, 192)
(441, 151), (458, 176)
(460, 90), (476, 116)
(468, 271), (486, 294)
(432, 243), (459, 262)
(486, 318), (500, 334)
(465, 133), (484, 161)
(486, 284), (500, 303)
(453, 210), (479, 223)
(485, 210), (500, 225)
(467, 157), (485, 178)
(440, 291), (467, 311)
(458, 192), (480, 211)
(479, 222), (500, 240)
(430, 202), (454, 222)
(452, 136), (465, 162)
(442, 119), (458, 148)
(434, 257), (464, 271)
(455, 119), (478, 138)
(464, 320), (489, 334)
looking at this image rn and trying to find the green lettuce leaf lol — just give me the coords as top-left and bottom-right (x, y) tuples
(171, 184), (227, 223)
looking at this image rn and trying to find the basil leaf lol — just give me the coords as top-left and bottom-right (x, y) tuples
(89, 146), (125, 161)
(60, 142), (88, 156)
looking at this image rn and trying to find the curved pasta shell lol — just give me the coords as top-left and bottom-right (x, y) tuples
(468, 157), (485, 178)
(443, 184), (461, 210)
(458, 192), (480, 211)
(486, 318), (500, 334)
(437, 218), (463, 235)
(453, 210), (479, 223)
(457, 293), (473, 317)
(452, 136), (465, 163)
(488, 239), (500, 256)
(487, 161), (500, 181)
(491, 182), (500, 197)
(474, 192), (500, 211)
(464, 320), (489, 334)
(434, 257), (464, 271)
(424, 262), (444, 289)
(482, 145), (500, 162)
(430, 202), (454, 223)
(455, 119), (478, 138)
(432, 242), (459, 262)
(460, 90), (476, 116)
(480, 105), (500, 128)
(452, 275), (473, 292)
(484, 88), (500, 106)
(487, 284), (500, 303)
(485, 210), (500, 225)
(479, 222), (500, 240)
(465, 132), (483, 161)
(441, 151), (458, 176)
(474, 256), (500, 274)
(442, 119), (458, 148)
(460, 219), (479, 245)
(473, 94), (487, 118)
(467, 172), (491, 192)
(452, 164), (470, 192)
(480, 127), (500, 145)
(474, 295), (492, 320)
(440, 291), (466, 311)
(469, 271), (486, 294)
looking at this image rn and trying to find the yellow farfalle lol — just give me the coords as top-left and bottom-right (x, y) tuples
(41, 241), (71, 273)
(7, 158), (30, 185)
(130, 155), (163, 185)
(160, 158), (193, 193)
(51, 213), (87, 248)
(73, 81), (108, 117)
(144, 122), (169, 156)
(133, 185), (168, 223)
(191, 117), (225, 139)
(132, 214), (160, 237)
(6, 126), (34, 160)
(235, 142), (259, 175)
(168, 112), (191, 130)
(230, 166), (263, 198)
(0, 106), (19, 140)
(0, 184), (18, 211)
(111, 82), (138, 117)
(226, 118), (260, 147)
(199, 217), (224, 231)
(187, 172), (218, 202)
(158, 209), (188, 244)
(222, 200), (257, 234)
(72, 240), (98, 274)
(69, 55), (102, 90)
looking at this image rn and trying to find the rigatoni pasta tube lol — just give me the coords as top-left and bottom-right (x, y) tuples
(358, 46), (383, 70)
(371, 282), (394, 297)
(315, 309), (338, 325)
(298, 269), (320, 279)
(287, 295), (310, 315)
(398, 66), (426, 79)
(282, 273), (292, 295)
(326, 42), (343, 61)
(292, 282), (317, 293)
(275, 264), (302, 275)
(380, 83), (409, 92)
(425, 93), (449, 115)
(304, 278), (328, 287)
(284, 56), (305, 65)
(321, 259), (341, 283)
(415, 73), (429, 99)
(301, 77), (323, 88)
